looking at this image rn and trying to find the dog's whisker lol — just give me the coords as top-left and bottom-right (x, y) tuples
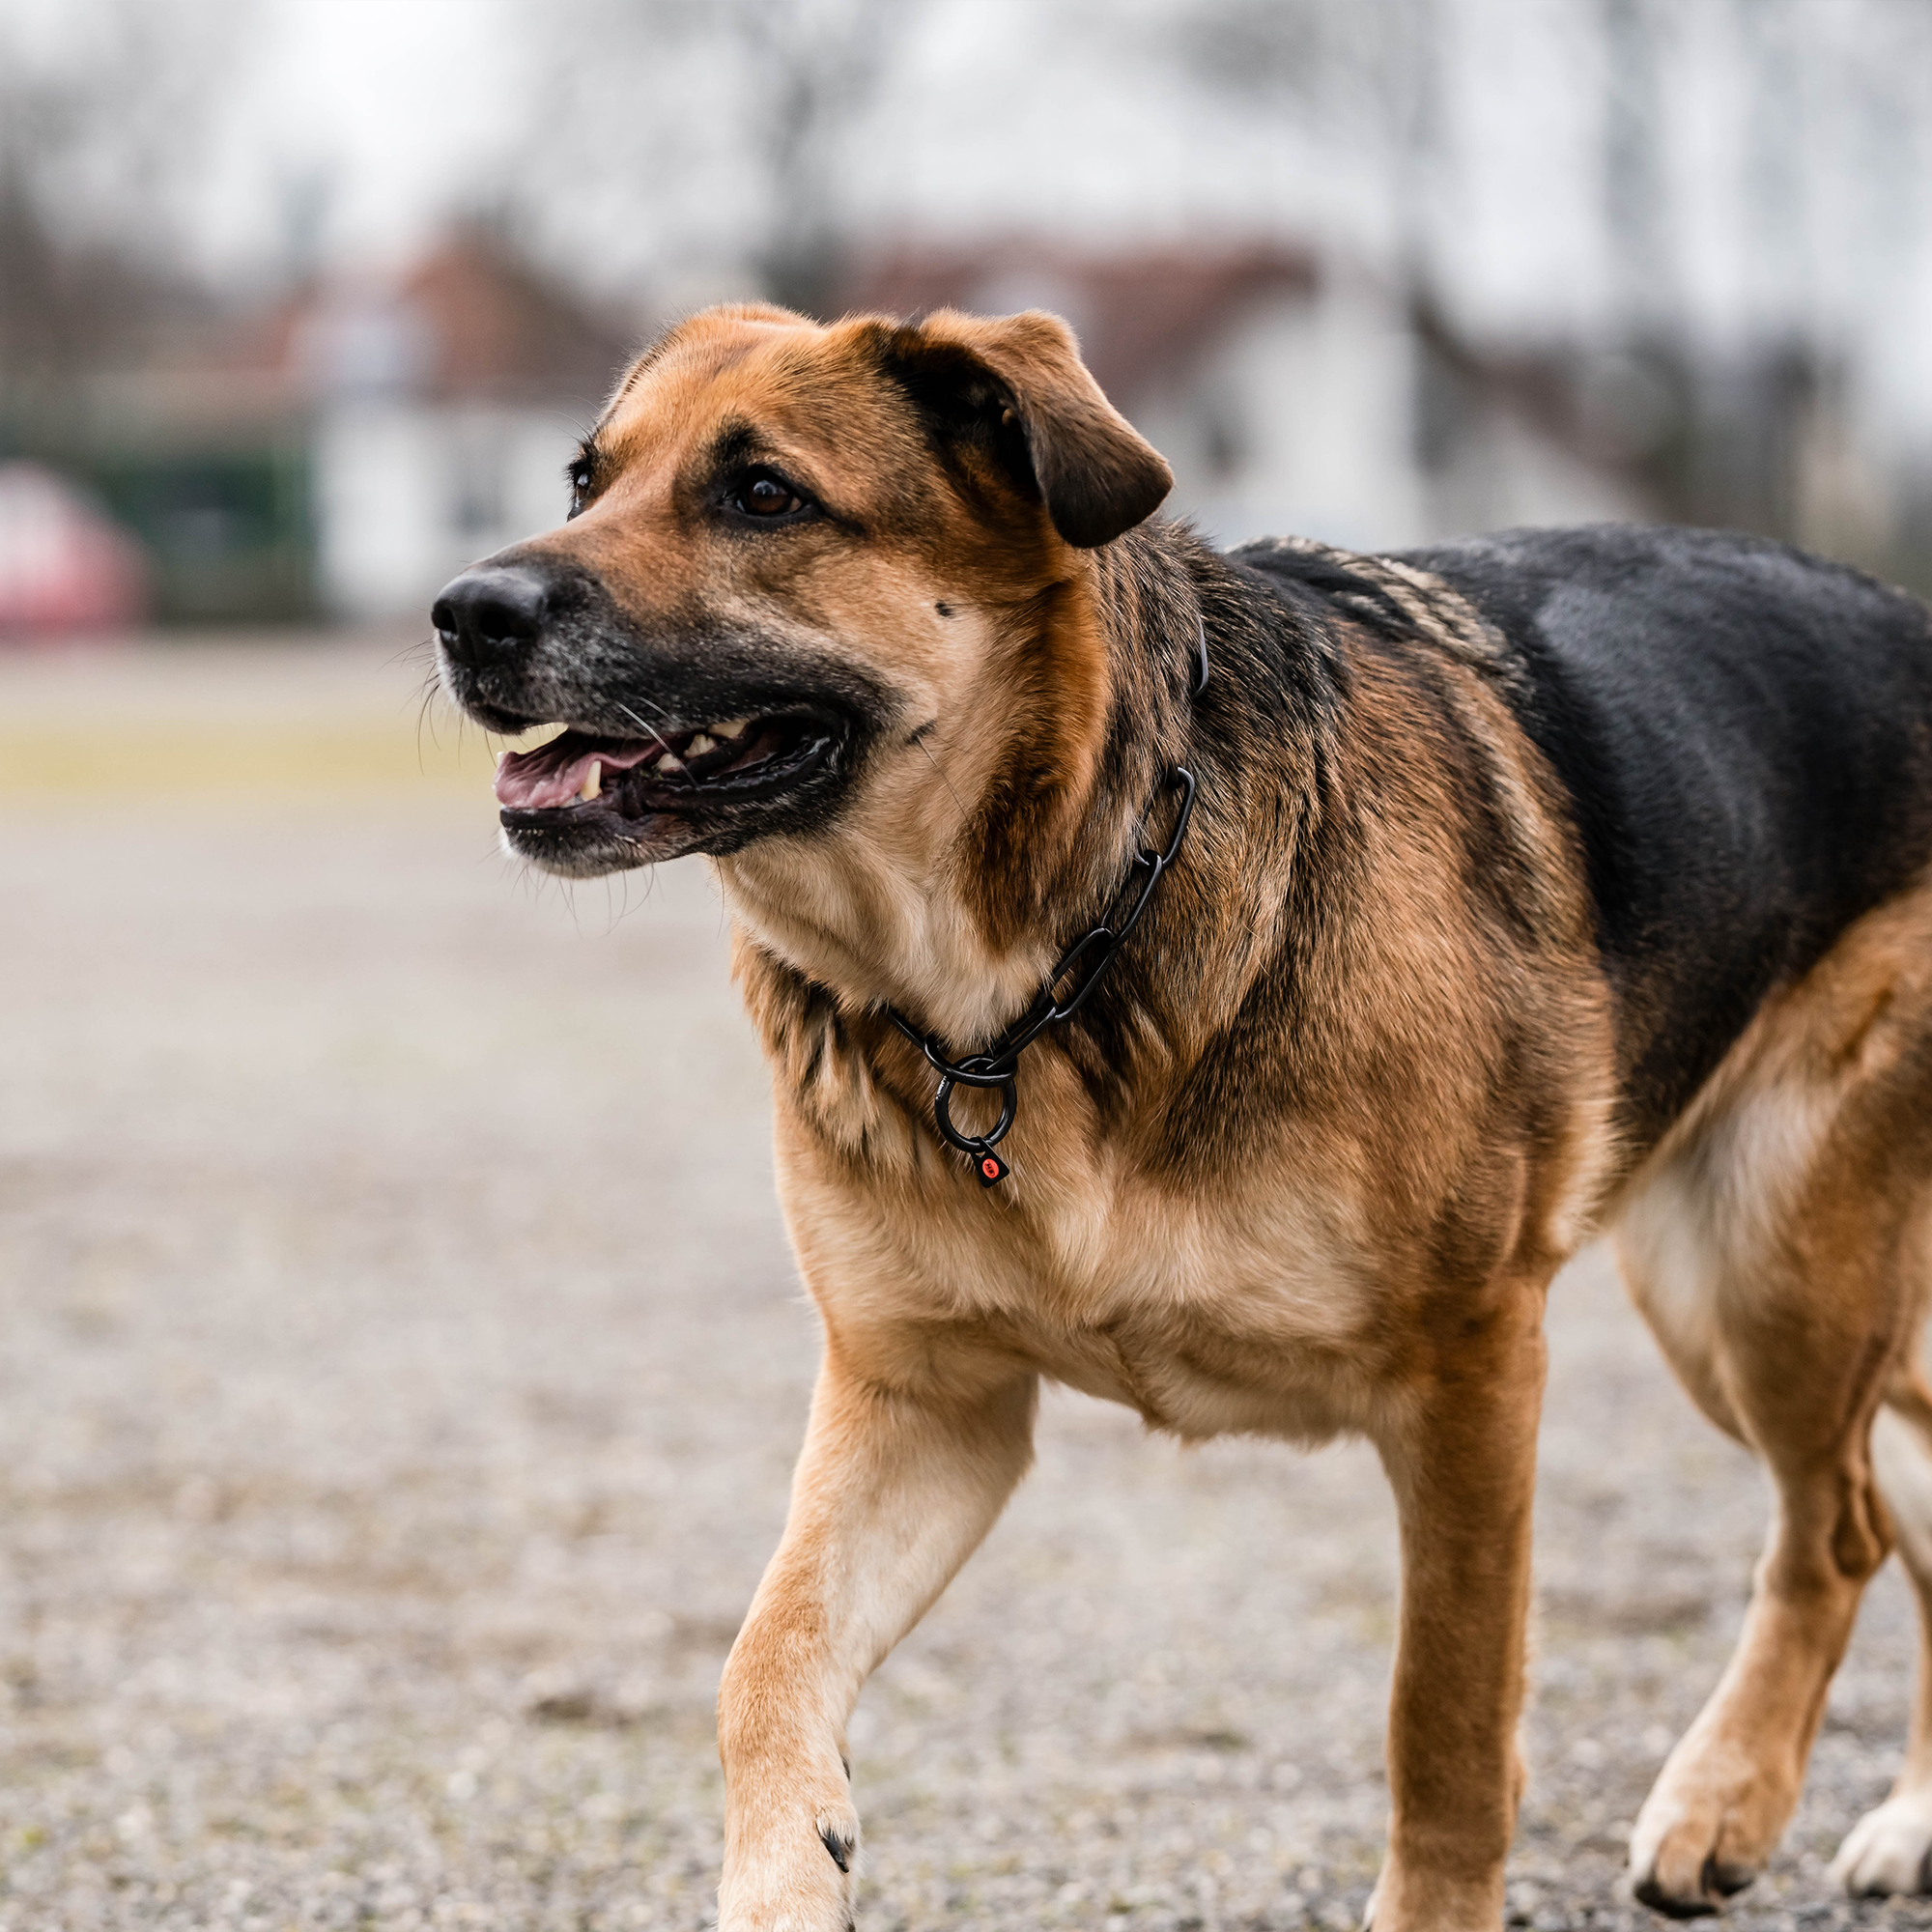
(912, 726), (973, 837)
(413, 686), (434, 769)
(615, 696), (702, 788)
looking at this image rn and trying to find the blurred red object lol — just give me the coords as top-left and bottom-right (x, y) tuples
(0, 462), (151, 639)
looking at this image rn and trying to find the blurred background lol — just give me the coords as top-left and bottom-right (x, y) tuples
(7, 6), (1932, 1928)
(5, 0), (1932, 637)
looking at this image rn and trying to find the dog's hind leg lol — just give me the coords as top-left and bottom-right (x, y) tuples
(1831, 1374), (1932, 1894)
(1617, 1158), (1901, 1914)
(1615, 922), (1932, 1916)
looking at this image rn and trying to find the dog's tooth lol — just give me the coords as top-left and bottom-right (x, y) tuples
(686, 732), (717, 757)
(579, 761), (602, 801)
(712, 718), (749, 739)
(655, 752), (684, 774)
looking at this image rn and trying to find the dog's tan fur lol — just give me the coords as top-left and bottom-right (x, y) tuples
(1617, 882), (1932, 1901)
(457, 304), (1932, 1928)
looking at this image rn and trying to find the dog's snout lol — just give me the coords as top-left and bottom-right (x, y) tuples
(432, 565), (552, 667)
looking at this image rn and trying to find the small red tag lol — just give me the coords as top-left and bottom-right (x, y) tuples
(978, 1152), (1009, 1187)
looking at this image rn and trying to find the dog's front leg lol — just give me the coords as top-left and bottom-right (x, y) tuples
(1371, 1290), (1548, 1932)
(716, 1346), (1037, 1932)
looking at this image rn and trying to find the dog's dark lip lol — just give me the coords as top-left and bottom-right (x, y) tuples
(465, 697), (548, 735)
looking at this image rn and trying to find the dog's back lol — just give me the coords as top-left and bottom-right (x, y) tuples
(1406, 526), (1932, 1140)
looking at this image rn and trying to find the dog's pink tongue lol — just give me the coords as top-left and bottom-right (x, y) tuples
(494, 740), (657, 809)
(496, 746), (596, 810)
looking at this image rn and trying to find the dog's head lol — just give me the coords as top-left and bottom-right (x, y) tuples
(434, 304), (1171, 895)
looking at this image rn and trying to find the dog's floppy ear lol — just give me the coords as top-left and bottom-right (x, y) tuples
(881, 309), (1173, 549)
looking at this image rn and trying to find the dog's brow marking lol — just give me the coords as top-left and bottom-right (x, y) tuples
(710, 420), (766, 471)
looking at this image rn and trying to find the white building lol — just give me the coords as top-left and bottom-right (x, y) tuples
(288, 235), (630, 622)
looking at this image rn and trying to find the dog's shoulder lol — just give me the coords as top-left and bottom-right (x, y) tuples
(1229, 530), (1519, 688)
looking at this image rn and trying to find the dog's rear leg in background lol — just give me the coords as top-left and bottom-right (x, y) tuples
(715, 1349), (1037, 1932)
(1615, 1004), (1932, 1912)
(1833, 1374), (1932, 1893)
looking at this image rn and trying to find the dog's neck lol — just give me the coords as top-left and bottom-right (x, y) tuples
(714, 526), (1210, 1051)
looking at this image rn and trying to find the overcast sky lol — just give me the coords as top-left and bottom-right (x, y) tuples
(6, 0), (1415, 286)
(193, 0), (531, 276)
(191, 0), (1350, 281)
(137, 0), (1560, 314)
(4, 0), (529, 277)
(7, 0), (1932, 434)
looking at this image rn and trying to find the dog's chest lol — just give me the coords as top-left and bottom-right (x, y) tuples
(899, 1170), (1393, 1442)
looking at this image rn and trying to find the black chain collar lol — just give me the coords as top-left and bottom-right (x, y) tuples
(883, 618), (1208, 1188)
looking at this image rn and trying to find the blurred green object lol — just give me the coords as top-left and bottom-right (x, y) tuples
(79, 439), (316, 626)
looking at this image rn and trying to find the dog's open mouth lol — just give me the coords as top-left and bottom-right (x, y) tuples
(488, 705), (849, 875)
(496, 710), (837, 816)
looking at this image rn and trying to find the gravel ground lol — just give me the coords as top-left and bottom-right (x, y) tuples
(3, 637), (1932, 1930)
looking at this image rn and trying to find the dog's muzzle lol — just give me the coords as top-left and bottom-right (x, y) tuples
(430, 555), (880, 878)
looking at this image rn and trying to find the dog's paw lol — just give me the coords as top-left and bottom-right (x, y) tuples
(718, 1799), (861, 1932)
(1628, 1790), (1772, 1917)
(1359, 1859), (1505, 1931)
(1831, 1791), (1932, 1895)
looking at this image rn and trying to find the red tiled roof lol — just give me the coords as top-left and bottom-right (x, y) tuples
(837, 242), (1319, 401)
(225, 230), (634, 410)
(397, 234), (633, 405)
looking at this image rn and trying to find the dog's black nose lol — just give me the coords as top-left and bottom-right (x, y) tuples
(431, 565), (551, 667)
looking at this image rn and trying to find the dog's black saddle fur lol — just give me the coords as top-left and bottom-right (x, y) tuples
(1398, 526), (1932, 1138)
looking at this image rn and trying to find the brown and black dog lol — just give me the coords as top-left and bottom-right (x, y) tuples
(433, 301), (1932, 1929)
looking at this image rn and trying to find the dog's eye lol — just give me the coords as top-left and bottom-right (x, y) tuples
(732, 472), (809, 520)
(566, 452), (598, 519)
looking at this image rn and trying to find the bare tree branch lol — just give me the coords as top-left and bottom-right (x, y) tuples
(0, 0), (242, 390)
(510, 0), (923, 311)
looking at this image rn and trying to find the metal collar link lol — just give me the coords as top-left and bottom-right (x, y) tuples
(884, 617), (1208, 1187)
